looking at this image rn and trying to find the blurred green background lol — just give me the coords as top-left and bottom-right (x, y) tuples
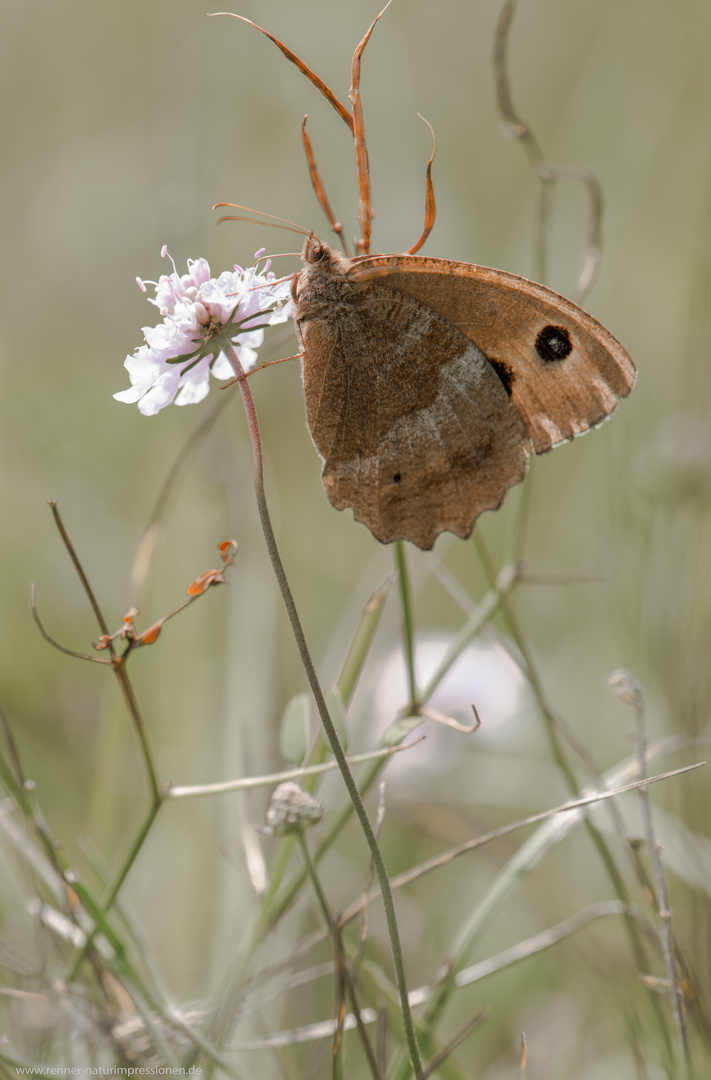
(1, 0), (710, 1075)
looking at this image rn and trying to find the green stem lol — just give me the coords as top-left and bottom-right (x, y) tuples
(113, 658), (161, 804)
(394, 541), (418, 709)
(269, 755), (384, 928)
(227, 346), (423, 1078)
(66, 797), (164, 981)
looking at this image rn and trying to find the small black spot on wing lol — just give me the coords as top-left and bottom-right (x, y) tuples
(535, 325), (573, 363)
(393, 472), (402, 483)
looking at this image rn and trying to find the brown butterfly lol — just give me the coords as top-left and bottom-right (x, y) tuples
(293, 237), (635, 550)
(227, 5), (636, 550)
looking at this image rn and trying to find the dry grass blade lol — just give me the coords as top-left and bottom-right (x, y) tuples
(617, 671), (690, 1060)
(281, 759), (705, 951)
(494, 0), (533, 143)
(168, 739), (423, 800)
(452, 901), (627, 991)
(420, 1008), (489, 1079)
(493, 0), (602, 299)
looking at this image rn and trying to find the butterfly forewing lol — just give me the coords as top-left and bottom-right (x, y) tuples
(349, 255), (636, 454)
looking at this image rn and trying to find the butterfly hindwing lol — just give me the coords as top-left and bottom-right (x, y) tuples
(299, 281), (530, 549)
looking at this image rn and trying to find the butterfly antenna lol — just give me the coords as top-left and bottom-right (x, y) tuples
(255, 252), (302, 264)
(248, 270), (298, 293)
(214, 202), (309, 236)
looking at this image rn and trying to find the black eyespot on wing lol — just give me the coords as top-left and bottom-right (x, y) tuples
(488, 357), (515, 396)
(393, 472), (402, 483)
(535, 325), (573, 363)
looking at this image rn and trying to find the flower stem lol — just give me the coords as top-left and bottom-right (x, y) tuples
(113, 659), (161, 804)
(296, 830), (383, 1080)
(226, 345), (423, 1078)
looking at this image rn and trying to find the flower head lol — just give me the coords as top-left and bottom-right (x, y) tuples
(265, 782), (324, 836)
(115, 247), (292, 415)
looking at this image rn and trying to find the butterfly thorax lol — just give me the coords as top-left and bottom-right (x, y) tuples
(294, 237), (363, 325)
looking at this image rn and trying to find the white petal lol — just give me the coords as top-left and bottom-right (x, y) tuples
(175, 370), (211, 406)
(238, 346), (259, 372)
(122, 356), (165, 391)
(211, 353), (233, 379)
(235, 328), (265, 352)
(114, 385), (147, 404)
(137, 373), (182, 415)
(143, 323), (175, 350)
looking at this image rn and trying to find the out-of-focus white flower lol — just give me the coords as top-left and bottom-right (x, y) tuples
(374, 633), (529, 737)
(115, 246), (292, 416)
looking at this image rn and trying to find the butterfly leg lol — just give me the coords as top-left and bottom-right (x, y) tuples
(301, 117), (350, 256)
(349, 1), (393, 254)
(407, 116), (437, 256)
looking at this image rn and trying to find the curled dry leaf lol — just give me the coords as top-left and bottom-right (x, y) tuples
(607, 668), (644, 709)
(186, 569), (226, 597)
(218, 538), (239, 565)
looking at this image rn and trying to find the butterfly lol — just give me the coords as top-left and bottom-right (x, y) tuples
(293, 235), (635, 549)
(226, 5), (636, 549)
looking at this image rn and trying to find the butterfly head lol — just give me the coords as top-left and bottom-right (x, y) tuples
(302, 233), (328, 264)
(300, 234), (350, 275)
(296, 235), (353, 318)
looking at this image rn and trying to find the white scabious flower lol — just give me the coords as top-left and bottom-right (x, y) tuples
(115, 246), (292, 415)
